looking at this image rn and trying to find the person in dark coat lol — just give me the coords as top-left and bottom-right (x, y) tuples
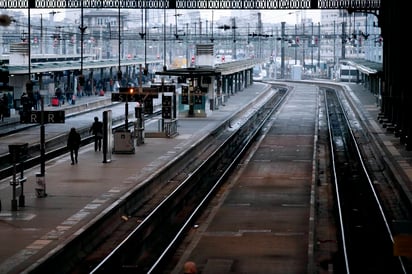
(0, 94), (7, 122)
(89, 116), (103, 151)
(67, 127), (81, 165)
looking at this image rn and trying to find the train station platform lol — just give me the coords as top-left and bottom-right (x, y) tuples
(0, 81), (411, 273)
(0, 94), (114, 136)
(343, 82), (412, 189)
(0, 82), (273, 273)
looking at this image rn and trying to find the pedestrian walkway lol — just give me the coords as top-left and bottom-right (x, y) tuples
(0, 93), (112, 133)
(343, 82), (412, 189)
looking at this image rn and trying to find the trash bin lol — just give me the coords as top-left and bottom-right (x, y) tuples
(113, 130), (135, 154)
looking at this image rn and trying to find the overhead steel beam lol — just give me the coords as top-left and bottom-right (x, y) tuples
(6, 57), (162, 75)
(0, 0), (380, 10)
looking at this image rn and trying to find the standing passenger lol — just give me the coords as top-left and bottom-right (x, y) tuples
(0, 93), (8, 122)
(67, 127), (81, 165)
(89, 116), (103, 151)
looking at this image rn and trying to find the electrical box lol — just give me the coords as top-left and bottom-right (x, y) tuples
(113, 131), (135, 154)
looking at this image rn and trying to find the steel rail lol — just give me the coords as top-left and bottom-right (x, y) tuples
(146, 87), (288, 273)
(324, 88), (350, 273)
(89, 87), (288, 273)
(325, 88), (407, 273)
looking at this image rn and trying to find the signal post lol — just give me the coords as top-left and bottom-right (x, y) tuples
(111, 87), (161, 152)
(113, 85), (178, 139)
(19, 96), (65, 197)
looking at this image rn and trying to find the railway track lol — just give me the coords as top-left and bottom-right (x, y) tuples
(324, 87), (408, 273)
(6, 82), (411, 273)
(22, 85), (287, 273)
(82, 87), (287, 274)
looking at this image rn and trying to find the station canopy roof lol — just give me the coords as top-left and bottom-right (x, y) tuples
(2, 57), (160, 75)
(343, 58), (383, 76)
(156, 59), (265, 78)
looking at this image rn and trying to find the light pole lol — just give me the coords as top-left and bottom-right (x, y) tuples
(144, 8), (148, 77)
(294, 24), (298, 65)
(27, 8), (31, 77)
(117, 7), (128, 131)
(302, 23), (305, 71)
(117, 6), (122, 86)
(78, 2), (87, 95)
(163, 8), (167, 71)
(311, 22), (314, 70)
(55, 26), (63, 55)
(317, 22), (321, 73)
(341, 21), (347, 59)
(27, 9), (46, 197)
(210, 10), (215, 44)
(39, 14), (44, 54)
(280, 22), (285, 79)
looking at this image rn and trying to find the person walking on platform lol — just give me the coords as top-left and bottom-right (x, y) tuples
(67, 127), (81, 165)
(0, 94), (8, 122)
(90, 116), (103, 151)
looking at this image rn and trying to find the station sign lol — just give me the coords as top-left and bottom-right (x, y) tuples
(112, 87), (160, 102)
(181, 85), (189, 104)
(111, 93), (144, 102)
(20, 110), (65, 124)
(162, 94), (173, 119)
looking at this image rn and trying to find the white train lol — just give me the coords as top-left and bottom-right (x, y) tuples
(337, 64), (358, 82)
